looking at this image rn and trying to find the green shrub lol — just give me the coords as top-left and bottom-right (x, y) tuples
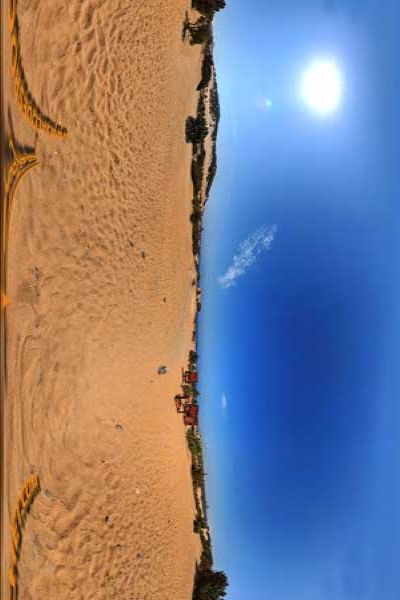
(187, 16), (212, 45)
(192, 0), (227, 16)
(192, 568), (228, 600)
(186, 116), (209, 144)
(197, 42), (214, 90)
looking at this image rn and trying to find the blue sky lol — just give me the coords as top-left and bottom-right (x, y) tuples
(198, 1), (400, 599)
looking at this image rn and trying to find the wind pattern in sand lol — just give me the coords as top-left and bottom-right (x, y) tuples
(9, 0), (67, 136)
(8, 476), (41, 600)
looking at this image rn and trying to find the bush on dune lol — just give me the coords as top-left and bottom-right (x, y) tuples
(184, 7), (228, 598)
(192, 568), (229, 600)
(187, 16), (213, 45)
(186, 116), (209, 144)
(192, 0), (227, 17)
(197, 44), (214, 91)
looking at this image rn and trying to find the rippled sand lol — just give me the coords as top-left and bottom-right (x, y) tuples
(2, 0), (202, 597)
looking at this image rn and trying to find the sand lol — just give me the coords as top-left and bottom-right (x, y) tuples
(2, 0), (203, 597)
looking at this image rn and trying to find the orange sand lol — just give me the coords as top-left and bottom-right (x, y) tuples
(2, 0), (203, 597)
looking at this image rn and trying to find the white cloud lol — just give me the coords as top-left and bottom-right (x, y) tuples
(218, 224), (277, 289)
(221, 393), (228, 410)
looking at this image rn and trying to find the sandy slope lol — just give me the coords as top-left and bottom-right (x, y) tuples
(3, 0), (202, 597)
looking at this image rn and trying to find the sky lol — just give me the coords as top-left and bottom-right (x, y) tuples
(198, 1), (400, 599)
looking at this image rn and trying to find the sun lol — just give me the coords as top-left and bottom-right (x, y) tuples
(300, 59), (343, 116)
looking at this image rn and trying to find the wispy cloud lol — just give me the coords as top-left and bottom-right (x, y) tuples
(221, 393), (228, 410)
(218, 224), (277, 289)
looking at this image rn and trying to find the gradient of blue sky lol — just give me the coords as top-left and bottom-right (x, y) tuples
(198, 1), (400, 599)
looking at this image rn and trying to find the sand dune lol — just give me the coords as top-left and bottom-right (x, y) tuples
(3, 0), (203, 597)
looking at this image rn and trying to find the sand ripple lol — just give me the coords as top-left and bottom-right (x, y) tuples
(4, 0), (202, 597)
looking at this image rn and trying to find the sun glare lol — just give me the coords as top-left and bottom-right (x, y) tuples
(300, 59), (343, 116)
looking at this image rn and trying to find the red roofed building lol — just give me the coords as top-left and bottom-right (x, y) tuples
(184, 404), (199, 418)
(184, 371), (198, 384)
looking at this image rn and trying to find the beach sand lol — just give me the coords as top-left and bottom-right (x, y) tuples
(2, 0), (203, 597)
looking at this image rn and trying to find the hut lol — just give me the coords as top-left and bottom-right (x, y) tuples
(184, 371), (198, 384)
(175, 397), (183, 412)
(184, 415), (198, 426)
(184, 404), (199, 418)
(174, 394), (190, 413)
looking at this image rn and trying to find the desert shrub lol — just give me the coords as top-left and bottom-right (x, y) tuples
(193, 514), (207, 533)
(187, 16), (212, 45)
(189, 350), (198, 364)
(186, 116), (208, 144)
(197, 91), (207, 119)
(192, 0), (227, 16)
(205, 146), (217, 200)
(191, 153), (204, 193)
(192, 568), (228, 600)
(197, 42), (214, 90)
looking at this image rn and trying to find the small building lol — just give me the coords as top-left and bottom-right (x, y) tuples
(174, 395), (190, 413)
(184, 415), (198, 427)
(184, 371), (198, 384)
(184, 404), (199, 418)
(175, 397), (183, 412)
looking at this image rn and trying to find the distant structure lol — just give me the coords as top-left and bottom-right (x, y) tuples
(184, 414), (199, 427)
(176, 368), (200, 425)
(184, 370), (198, 384)
(184, 404), (199, 418)
(183, 403), (199, 426)
(175, 394), (190, 413)
(174, 389), (200, 426)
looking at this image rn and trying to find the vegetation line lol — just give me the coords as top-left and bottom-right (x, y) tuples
(187, 426), (228, 600)
(183, 3), (228, 598)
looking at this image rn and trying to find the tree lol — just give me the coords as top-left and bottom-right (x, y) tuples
(197, 47), (214, 90)
(192, 0), (226, 16)
(188, 16), (212, 45)
(193, 569), (229, 600)
(186, 116), (209, 144)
